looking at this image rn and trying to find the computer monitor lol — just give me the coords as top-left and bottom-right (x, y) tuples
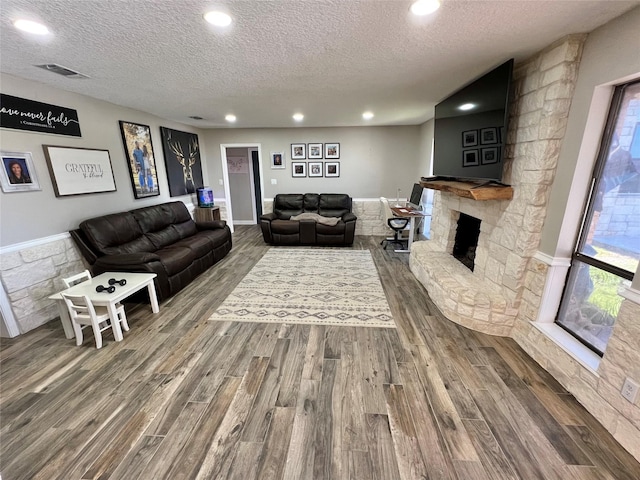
(409, 183), (423, 209)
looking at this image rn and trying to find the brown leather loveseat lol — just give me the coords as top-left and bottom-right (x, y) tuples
(70, 201), (232, 301)
(260, 193), (357, 245)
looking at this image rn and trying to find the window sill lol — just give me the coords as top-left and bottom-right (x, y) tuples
(531, 322), (601, 375)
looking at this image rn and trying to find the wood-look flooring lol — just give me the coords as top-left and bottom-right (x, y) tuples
(1, 226), (639, 480)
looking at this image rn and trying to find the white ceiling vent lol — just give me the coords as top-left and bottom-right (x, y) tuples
(35, 64), (90, 79)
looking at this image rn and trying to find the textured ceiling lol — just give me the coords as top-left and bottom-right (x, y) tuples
(1, 0), (638, 128)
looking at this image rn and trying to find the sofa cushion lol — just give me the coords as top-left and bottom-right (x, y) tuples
(155, 246), (194, 276)
(80, 212), (152, 256)
(174, 235), (211, 259)
(274, 194), (304, 219)
(316, 221), (346, 235)
(271, 219), (300, 234)
(146, 226), (181, 250)
(194, 228), (233, 249)
(303, 193), (320, 212)
(174, 220), (198, 238)
(319, 194), (351, 218)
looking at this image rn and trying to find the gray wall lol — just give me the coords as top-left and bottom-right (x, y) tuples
(202, 126), (423, 200)
(225, 147), (254, 221)
(0, 73), (206, 247)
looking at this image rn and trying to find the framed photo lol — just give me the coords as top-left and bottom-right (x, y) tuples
(160, 127), (204, 197)
(0, 151), (41, 192)
(462, 130), (478, 147)
(308, 161), (323, 177)
(325, 161), (340, 177)
(119, 121), (160, 199)
(291, 143), (306, 160)
(481, 147), (499, 165)
(271, 151), (285, 169)
(462, 149), (479, 167)
(292, 162), (306, 177)
(308, 143), (323, 159)
(42, 145), (116, 196)
(325, 143), (340, 159)
(480, 127), (498, 145)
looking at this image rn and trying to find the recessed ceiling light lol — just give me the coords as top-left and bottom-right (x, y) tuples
(293, 113), (304, 122)
(458, 103), (476, 111)
(410, 0), (441, 16)
(14, 19), (49, 35)
(225, 114), (237, 123)
(362, 111), (374, 120)
(204, 11), (232, 27)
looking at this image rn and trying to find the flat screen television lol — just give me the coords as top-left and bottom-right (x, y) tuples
(431, 59), (514, 183)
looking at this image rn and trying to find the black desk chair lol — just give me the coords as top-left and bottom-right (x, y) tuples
(379, 197), (410, 250)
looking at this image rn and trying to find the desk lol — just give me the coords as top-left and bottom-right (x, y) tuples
(390, 207), (425, 253)
(49, 272), (159, 341)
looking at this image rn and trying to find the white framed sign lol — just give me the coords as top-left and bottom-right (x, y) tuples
(42, 145), (117, 196)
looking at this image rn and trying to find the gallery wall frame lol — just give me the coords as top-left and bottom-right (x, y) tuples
(42, 145), (116, 197)
(480, 127), (499, 145)
(292, 161), (306, 177)
(291, 143), (306, 160)
(308, 161), (323, 177)
(119, 121), (160, 199)
(325, 161), (340, 177)
(308, 143), (323, 159)
(462, 149), (479, 167)
(481, 147), (499, 165)
(462, 130), (478, 147)
(325, 143), (340, 159)
(0, 151), (41, 193)
(160, 127), (204, 196)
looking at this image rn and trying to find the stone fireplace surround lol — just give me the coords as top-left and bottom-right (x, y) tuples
(410, 35), (585, 336)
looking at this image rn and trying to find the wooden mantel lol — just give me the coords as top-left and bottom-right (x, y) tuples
(420, 177), (513, 201)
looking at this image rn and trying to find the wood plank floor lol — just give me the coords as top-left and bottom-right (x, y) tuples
(1, 225), (639, 479)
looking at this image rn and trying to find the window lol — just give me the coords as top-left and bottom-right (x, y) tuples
(556, 80), (640, 355)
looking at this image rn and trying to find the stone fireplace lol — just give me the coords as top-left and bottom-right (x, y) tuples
(410, 35), (585, 336)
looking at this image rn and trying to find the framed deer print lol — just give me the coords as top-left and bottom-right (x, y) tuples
(119, 121), (160, 199)
(159, 127), (204, 197)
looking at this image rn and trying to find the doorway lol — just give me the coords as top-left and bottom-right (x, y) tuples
(220, 144), (264, 230)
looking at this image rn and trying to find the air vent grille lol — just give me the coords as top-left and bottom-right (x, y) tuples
(189, 116), (204, 120)
(35, 64), (90, 79)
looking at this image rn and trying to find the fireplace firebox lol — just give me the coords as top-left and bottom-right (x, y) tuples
(453, 213), (481, 271)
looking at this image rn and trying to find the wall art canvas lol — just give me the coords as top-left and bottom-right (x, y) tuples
(0, 94), (81, 137)
(42, 145), (116, 196)
(119, 121), (160, 198)
(160, 127), (204, 196)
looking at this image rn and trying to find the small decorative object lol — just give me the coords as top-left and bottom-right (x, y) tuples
(271, 152), (285, 169)
(480, 127), (498, 145)
(462, 149), (479, 167)
(325, 143), (340, 159)
(96, 284), (116, 294)
(119, 121), (160, 199)
(462, 130), (478, 147)
(325, 161), (340, 177)
(160, 127), (204, 196)
(481, 147), (499, 165)
(0, 93), (81, 137)
(291, 143), (306, 159)
(0, 151), (41, 193)
(308, 161), (323, 177)
(292, 162), (306, 177)
(42, 145), (117, 196)
(108, 278), (127, 286)
(308, 143), (323, 159)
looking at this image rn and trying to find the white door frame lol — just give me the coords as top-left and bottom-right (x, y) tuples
(220, 143), (264, 232)
(0, 281), (20, 337)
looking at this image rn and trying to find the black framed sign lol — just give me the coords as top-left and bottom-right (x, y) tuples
(0, 94), (81, 137)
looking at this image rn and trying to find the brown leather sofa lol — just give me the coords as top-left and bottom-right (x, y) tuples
(70, 201), (232, 301)
(260, 193), (357, 245)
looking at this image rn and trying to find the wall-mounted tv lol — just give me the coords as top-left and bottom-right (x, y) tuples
(432, 59), (514, 183)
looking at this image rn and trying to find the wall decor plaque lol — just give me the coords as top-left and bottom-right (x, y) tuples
(0, 94), (81, 137)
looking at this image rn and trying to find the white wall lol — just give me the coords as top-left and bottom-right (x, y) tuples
(0, 73), (206, 247)
(202, 126), (423, 200)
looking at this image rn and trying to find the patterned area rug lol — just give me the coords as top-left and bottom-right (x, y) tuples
(209, 248), (395, 328)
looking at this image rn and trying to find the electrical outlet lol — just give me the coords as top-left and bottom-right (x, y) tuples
(621, 377), (639, 403)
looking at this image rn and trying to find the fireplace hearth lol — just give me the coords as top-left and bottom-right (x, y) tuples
(453, 213), (481, 271)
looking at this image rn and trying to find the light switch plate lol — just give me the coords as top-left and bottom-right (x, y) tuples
(622, 377), (639, 403)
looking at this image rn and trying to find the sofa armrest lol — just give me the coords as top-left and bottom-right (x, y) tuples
(196, 220), (227, 230)
(342, 212), (357, 222)
(260, 212), (277, 221)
